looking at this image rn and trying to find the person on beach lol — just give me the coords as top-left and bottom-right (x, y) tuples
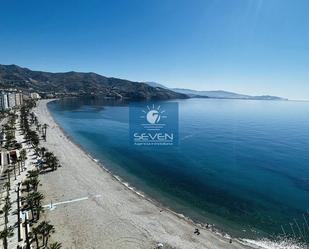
(194, 228), (200, 235)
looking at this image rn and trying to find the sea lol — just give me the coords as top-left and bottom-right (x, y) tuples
(48, 97), (309, 248)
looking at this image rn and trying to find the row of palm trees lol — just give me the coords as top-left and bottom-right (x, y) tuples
(0, 153), (27, 249)
(0, 161), (61, 249)
(0, 181), (14, 249)
(20, 103), (40, 147)
(0, 99), (62, 249)
(22, 170), (44, 220)
(0, 154), (26, 249)
(19, 100), (63, 248)
(21, 169), (59, 248)
(29, 110), (48, 142)
(2, 112), (22, 150)
(0, 110), (21, 249)
(0, 161), (26, 248)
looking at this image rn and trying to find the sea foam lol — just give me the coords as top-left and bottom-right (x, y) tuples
(240, 238), (307, 249)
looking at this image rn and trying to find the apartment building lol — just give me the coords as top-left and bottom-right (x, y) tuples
(8, 92), (16, 108)
(0, 91), (24, 110)
(15, 92), (23, 106)
(0, 92), (9, 110)
(30, 92), (41, 99)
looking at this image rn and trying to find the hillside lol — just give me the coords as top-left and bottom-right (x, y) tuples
(0, 64), (187, 100)
(171, 88), (287, 100)
(172, 88), (287, 100)
(144, 81), (169, 89)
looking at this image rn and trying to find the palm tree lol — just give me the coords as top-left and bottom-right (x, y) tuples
(37, 221), (55, 247)
(4, 170), (11, 190)
(29, 177), (40, 192)
(47, 242), (62, 249)
(50, 156), (59, 171)
(29, 130), (40, 148)
(24, 191), (44, 221)
(30, 112), (34, 124)
(31, 226), (41, 248)
(37, 123), (42, 133)
(44, 151), (53, 159)
(23, 175), (40, 193)
(16, 184), (21, 242)
(20, 148), (27, 168)
(43, 152), (59, 171)
(44, 223), (55, 247)
(34, 205), (44, 221)
(4, 182), (10, 198)
(0, 227), (14, 249)
(44, 152), (53, 169)
(0, 199), (12, 229)
(42, 123), (48, 141)
(40, 147), (47, 158)
(28, 170), (39, 179)
(23, 179), (32, 194)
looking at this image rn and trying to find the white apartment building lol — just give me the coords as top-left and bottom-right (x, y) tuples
(0, 91), (25, 110)
(30, 92), (41, 99)
(8, 92), (16, 108)
(15, 92), (23, 106)
(0, 92), (9, 110)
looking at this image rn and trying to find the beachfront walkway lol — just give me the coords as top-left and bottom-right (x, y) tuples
(0, 114), (37, 249)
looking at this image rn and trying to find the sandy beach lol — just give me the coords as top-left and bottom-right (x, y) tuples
(34, 99), (253, 249)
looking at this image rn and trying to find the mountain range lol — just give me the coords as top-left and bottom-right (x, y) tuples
(0, 64), (287, 101)
(0, 64), (186, 100)
(146, 82), (287, 100)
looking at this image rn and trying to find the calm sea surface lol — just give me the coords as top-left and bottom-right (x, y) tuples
(48, 97), (309, 241)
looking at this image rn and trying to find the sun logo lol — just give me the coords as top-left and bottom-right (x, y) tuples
(142, 104), (165, 124)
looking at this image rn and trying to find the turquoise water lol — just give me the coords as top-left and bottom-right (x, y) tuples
(48, 97), (309, 242)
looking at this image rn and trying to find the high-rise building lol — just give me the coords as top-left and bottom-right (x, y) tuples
(7, 93), (16, 108)
(15, 92), (23, 106)
(0, 93), (9, 111)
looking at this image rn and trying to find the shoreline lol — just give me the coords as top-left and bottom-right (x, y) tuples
(35, 99), (256, 249)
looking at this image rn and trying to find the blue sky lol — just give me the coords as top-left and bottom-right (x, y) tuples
(0, 0), (308, 100)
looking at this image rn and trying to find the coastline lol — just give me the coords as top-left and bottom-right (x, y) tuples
(35, 99), (255, 249)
